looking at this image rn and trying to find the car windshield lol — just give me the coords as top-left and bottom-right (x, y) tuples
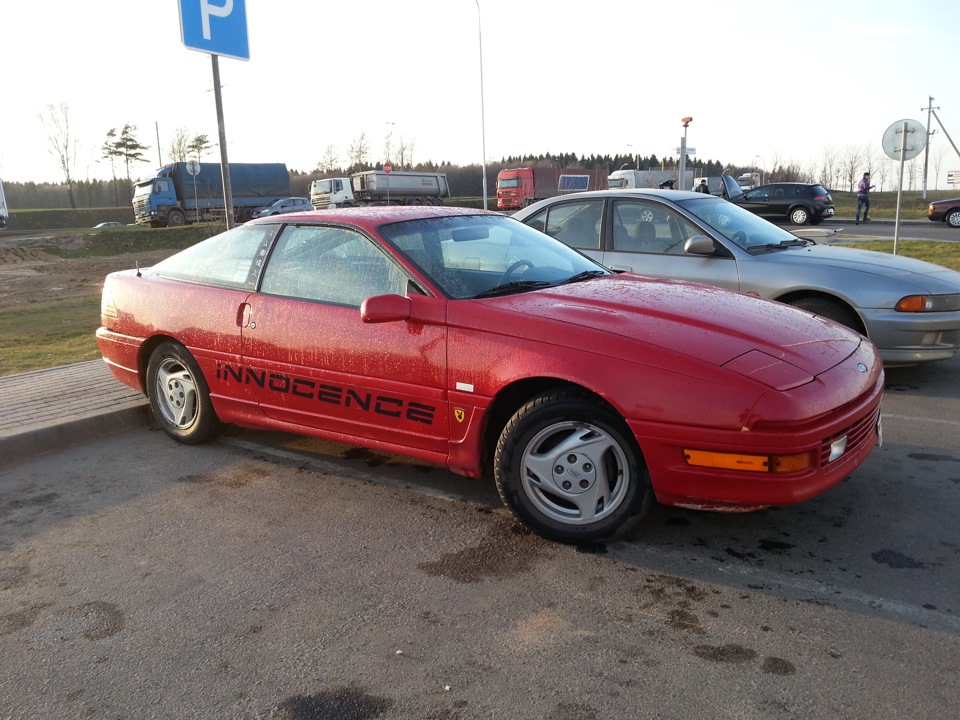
(379, 214), (610, 300)
(674, 195), (802, 251)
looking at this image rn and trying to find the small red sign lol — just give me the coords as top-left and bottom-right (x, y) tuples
(384, 162), (393, 174)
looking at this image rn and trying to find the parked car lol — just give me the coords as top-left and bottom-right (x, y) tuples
(97, 206), (882, 544)
(928, 197), (960, 227)
(94, 221), (124, 228)
(512, 188), (960, 366)
(722, 176), (834, 225)
(251, 197), (312, 218)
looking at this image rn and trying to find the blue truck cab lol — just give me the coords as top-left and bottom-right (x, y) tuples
(133, 162), (289, 227)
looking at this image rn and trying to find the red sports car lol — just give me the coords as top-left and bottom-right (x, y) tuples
(97, 206), (883, 544)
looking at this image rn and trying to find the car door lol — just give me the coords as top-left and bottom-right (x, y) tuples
(737, 185), (776, 218)
(600, 198), (742, 291)
(242, 223), (449, 454)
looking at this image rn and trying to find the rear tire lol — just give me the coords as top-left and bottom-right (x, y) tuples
(146, 341), (221, 444)
(494, 390), (650, 544)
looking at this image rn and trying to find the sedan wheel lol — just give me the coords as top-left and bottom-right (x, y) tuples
(495, 390), (649, 544)
(947, 210), (960, 228)
(790, 207), (811, 225)
(146, 341), (221, 444)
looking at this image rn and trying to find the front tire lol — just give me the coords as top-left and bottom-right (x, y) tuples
(790, 297), (864, 335)
(167, 209), (186, 227)
(146, 341), (221, 444)
(946, 209), (960, 228)
(494, 390), (649, 544)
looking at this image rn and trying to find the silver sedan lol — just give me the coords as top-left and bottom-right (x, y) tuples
(512, 189), (960, 366)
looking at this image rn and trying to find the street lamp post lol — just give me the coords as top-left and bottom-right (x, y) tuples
(679, 117), (693, 190)
(475, 0), (488, 209)
(754, 155), (766, 186)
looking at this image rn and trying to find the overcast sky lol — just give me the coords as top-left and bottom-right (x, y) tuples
(2, 0), (958, 189)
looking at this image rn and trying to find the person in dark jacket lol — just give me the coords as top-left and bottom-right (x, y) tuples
(856, 172), (874, 224)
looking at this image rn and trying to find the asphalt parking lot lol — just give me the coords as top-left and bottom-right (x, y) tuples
(1, 354), (958, 718)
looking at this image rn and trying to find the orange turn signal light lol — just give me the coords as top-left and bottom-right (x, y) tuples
(895, 295), (929, 312)
(683, 449), (812, 474)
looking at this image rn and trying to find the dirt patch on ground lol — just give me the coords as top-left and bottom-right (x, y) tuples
(0, 235), (173, 308)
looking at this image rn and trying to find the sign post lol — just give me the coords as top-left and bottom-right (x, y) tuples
(178, 1), (250, 228)
(384, 162), (392, 205)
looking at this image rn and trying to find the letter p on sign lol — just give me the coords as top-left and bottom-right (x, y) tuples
(202, 0), (233, 40)
(179, 0), (250, 61)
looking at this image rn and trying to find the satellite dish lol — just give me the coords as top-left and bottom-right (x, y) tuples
(882, 119), (926, 161)
(185, 160), (201, 176)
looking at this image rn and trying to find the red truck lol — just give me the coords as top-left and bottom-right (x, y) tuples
(496, 167), (608, 210)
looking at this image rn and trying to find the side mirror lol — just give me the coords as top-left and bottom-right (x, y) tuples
(361, 294), (411, 323)
(684, 236), (716, 255)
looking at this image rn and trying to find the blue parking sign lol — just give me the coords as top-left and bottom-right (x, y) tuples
(179, 0), (250, 61)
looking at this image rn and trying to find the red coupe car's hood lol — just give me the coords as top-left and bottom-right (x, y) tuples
(484, 275), (863, 378)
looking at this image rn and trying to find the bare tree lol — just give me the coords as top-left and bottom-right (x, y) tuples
(839, 144), (870, 192)
(315, 144), (340, 174)
(932, 144), (948, 190)
(818, 145), (840, 189)
(40, 103), (79, 208)
(347, 132), (370, 170)
(383, 131), (394, 166)
(169, 127), (193, 163)
(397, 136), (415, 170)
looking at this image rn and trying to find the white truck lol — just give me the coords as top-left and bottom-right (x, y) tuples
(607, 169), (694, 191)
(311, 170), (450, 209)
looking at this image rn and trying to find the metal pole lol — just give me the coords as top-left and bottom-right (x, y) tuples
(921, 97), (933, 200)
(679, 127), (687, 190)
(894, 121), (907, 256)
(211, 54), (235, 228)
(475, 0), (488, 210)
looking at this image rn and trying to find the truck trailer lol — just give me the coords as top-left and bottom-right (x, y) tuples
(496, 167), (608, 210)
(310, 171), (450, 209)
(133, 162), (290, 227)
(606, 169), (694, 191)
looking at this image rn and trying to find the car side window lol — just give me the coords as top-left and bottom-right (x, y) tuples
(523, 200), (602, 250)
(609, 200), (702, 256)
(261, 225), (409, 306)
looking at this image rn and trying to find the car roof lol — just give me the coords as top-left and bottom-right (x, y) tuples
(246, 204), (498, 229)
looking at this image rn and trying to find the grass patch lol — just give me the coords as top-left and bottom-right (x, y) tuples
(0, 298), (103, 376)
(832, 240), (960, 271)
(830, 190), (957, 220)
(37, 223), (226, 259)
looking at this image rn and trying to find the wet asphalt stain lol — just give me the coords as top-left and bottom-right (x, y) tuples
(0, 605), (45, 636)
(33, 602), (126, 644)
(0, 562), (30, 590)
(418, 518), (551, 583)
(343, 447), (434, 473)
(907, 452), (960, 463)
(762, 656), (797, 675)
(271, 688), (392, 720)
(547, 703), (600, 720)
(693, 643), (757, 663)
(693, 645), (795, 675)
(175, 461), (271, 488)
(872, 549), (925, 569)
(759, 539), (796, 552)
(4, 492), (61, 510)
(635, 573), (712, 635)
